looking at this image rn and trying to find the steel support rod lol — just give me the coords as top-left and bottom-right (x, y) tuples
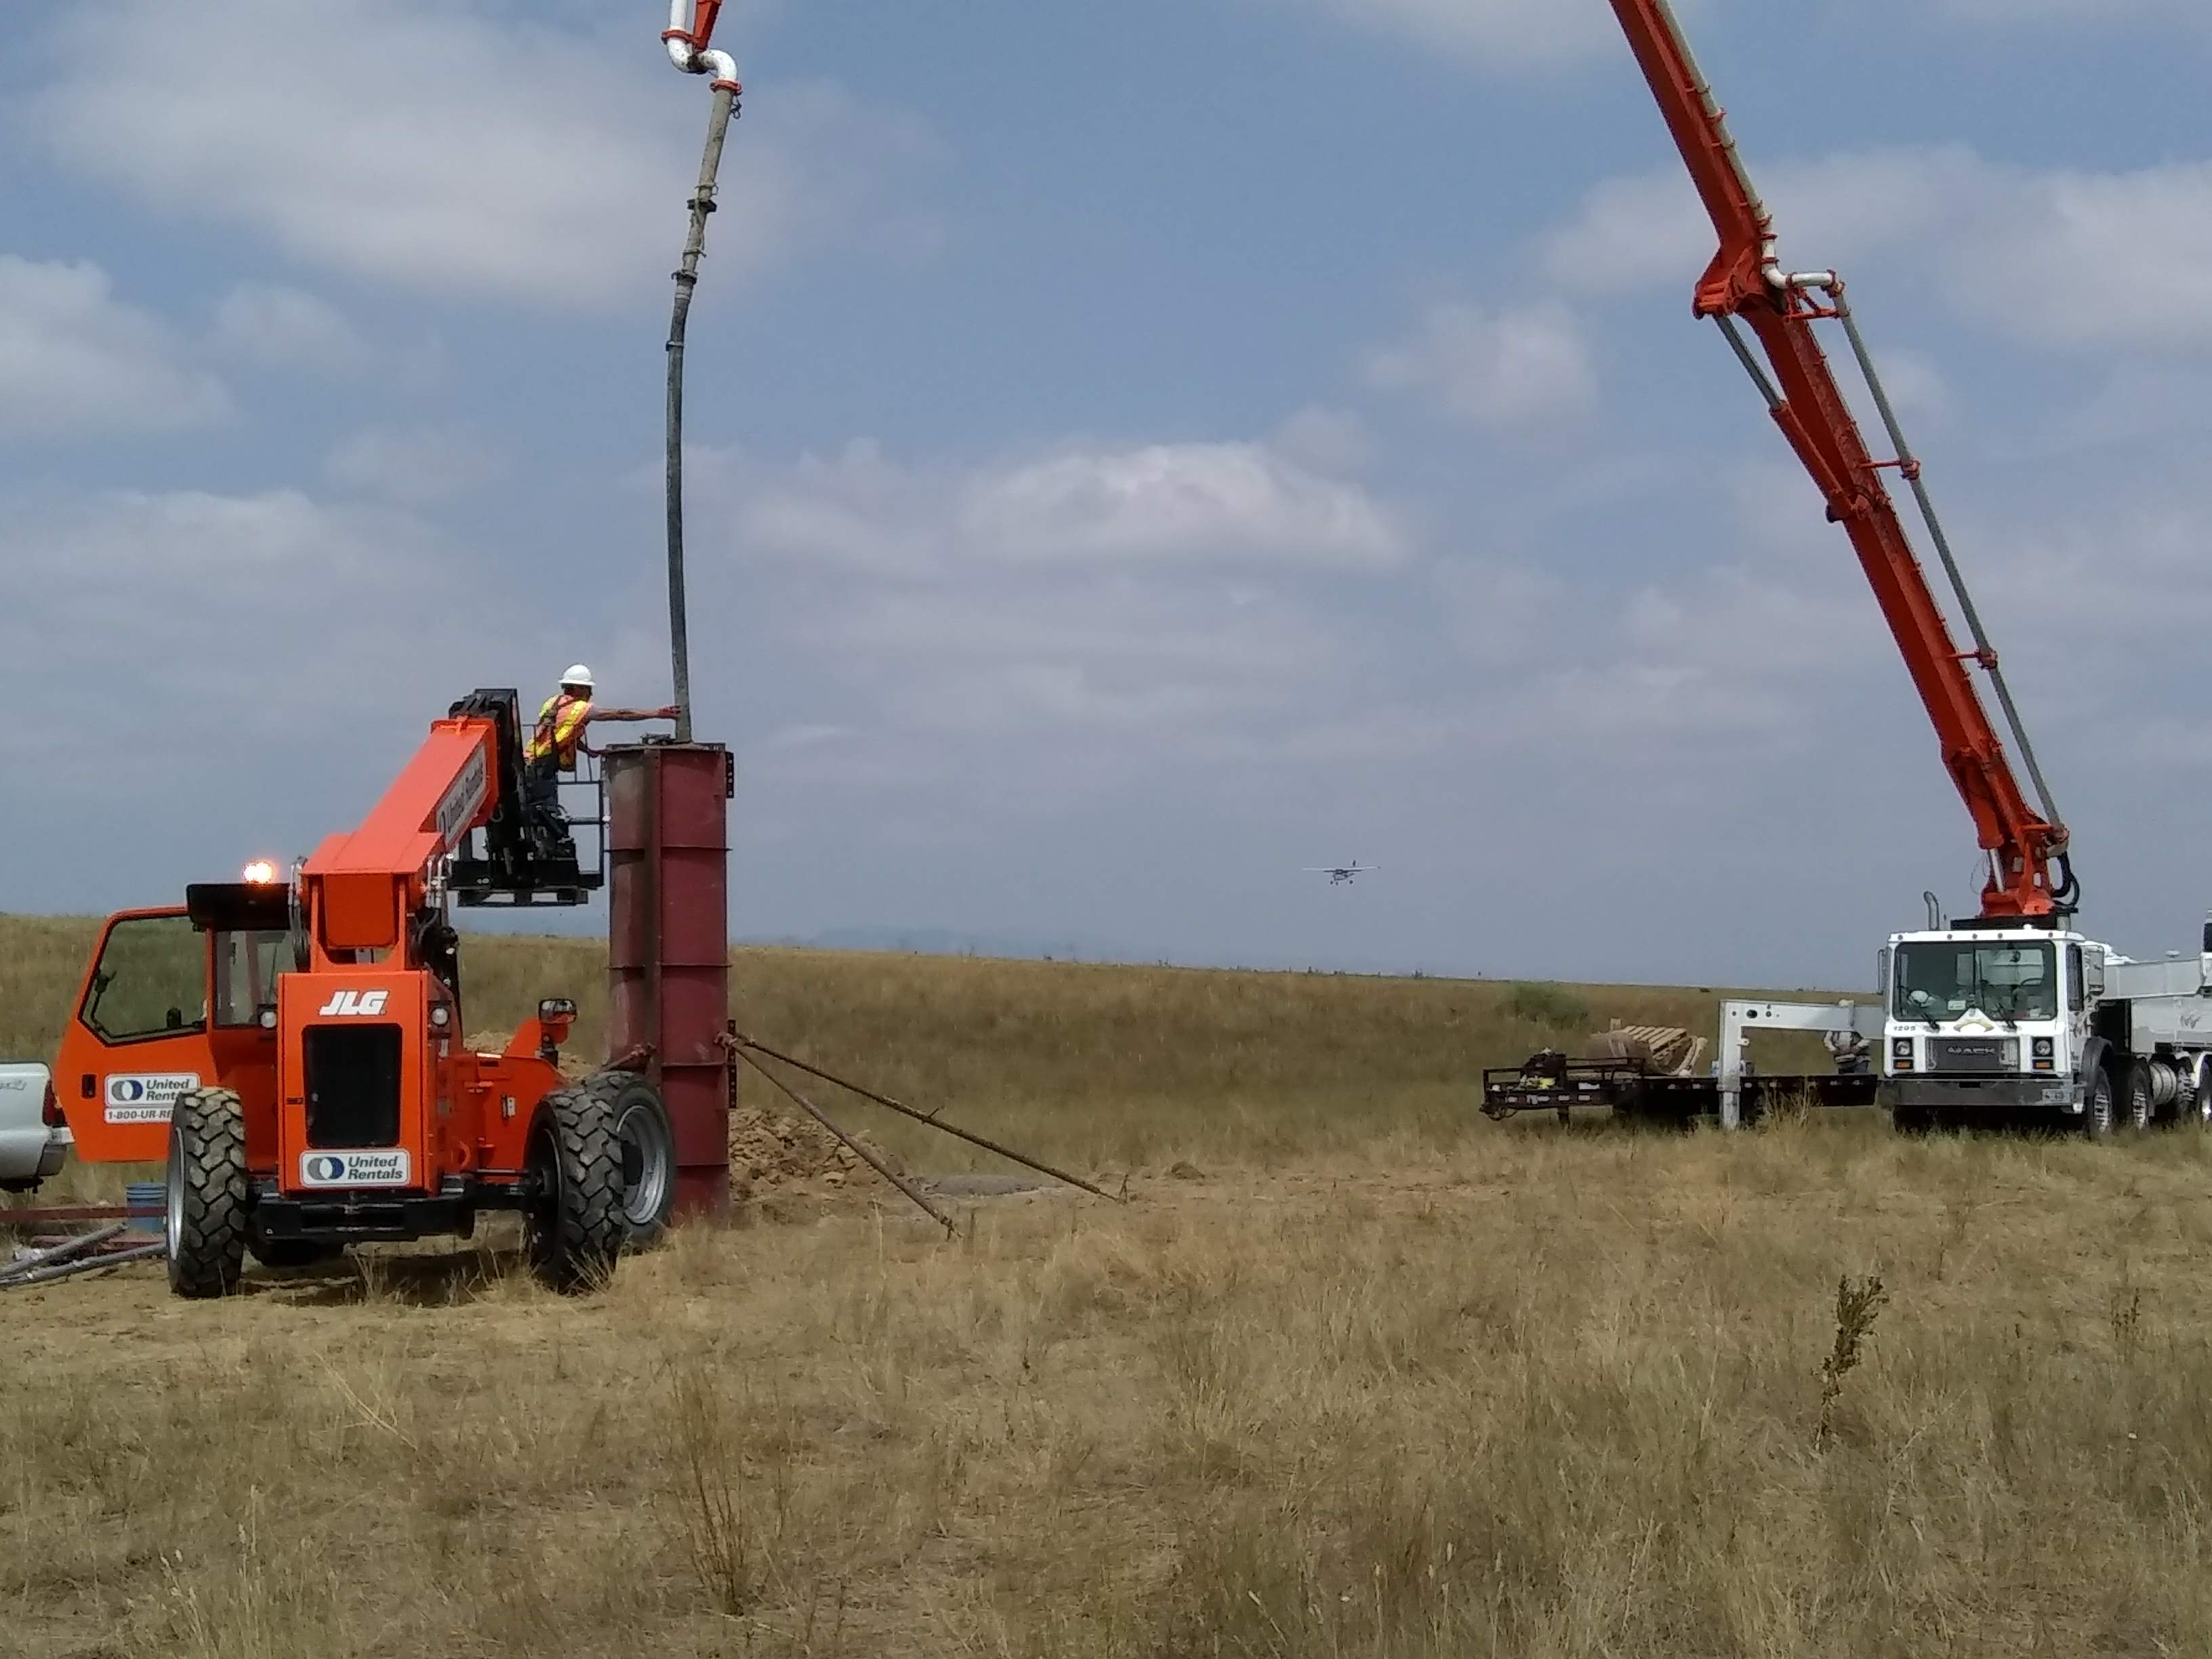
(736, 1050), (959, 1236)
(1715, 316), (1784, 410)
(733, 1033), (1126, 1204)
(665, 83), (737, 745)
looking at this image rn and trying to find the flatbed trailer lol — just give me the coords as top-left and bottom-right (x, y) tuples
(1483, 998), (1885, 1127)
(1482, 1063), (1879, 1126)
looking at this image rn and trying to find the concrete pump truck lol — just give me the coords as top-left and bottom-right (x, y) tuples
(54, 692), (682, 1295)
(1609, 1), (2212, 1136)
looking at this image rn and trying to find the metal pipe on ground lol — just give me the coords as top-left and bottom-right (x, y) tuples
(1, 1223), (126, 1282)
(1, 1240), (163, 1291)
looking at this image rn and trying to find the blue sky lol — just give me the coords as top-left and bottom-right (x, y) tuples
(3, 0), (2209, 987)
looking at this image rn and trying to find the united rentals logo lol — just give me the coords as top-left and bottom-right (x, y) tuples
(103, 1072), (198, 1124)
(317, 990), (390, 1018)
(434, 745), (491, 850)
(299, 1150), (410, 1187)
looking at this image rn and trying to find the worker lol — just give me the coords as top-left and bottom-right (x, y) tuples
(523, 665), (678, 820)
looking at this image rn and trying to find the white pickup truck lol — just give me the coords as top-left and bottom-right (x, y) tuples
(0, 1063), (68, 1193)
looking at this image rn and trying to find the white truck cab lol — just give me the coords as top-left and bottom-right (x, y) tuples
(1881, 921), (2212, 1134)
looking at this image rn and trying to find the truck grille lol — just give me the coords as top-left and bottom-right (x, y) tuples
(1930, 1036), (2014, 1073)
(303, 1025), (403, 1147)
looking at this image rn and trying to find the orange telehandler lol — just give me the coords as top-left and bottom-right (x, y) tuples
(55, 691), (679, 1296)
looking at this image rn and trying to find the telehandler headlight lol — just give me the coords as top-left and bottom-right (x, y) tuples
(242, 859), (279, 886)
(429, 1004), (452, 1031)
(257, 1007), (277, 1031)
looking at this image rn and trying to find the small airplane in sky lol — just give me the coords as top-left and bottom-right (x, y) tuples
(1304, 861), (1376, 886)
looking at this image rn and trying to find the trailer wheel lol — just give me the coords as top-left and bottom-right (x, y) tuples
(522, 1084), (627, 1294)
(2081, 1064), (2117, 1141)
(2123, 1061), (2156, 1132)
(583, 1069), (678, 1248)
(165, 1088), (250, 1299)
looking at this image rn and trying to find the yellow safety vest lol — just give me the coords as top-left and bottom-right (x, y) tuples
(526, 693), (592, 768)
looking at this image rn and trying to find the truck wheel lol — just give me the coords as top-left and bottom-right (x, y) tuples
(2123, 1061), (2156, 1132)
(2081, 1065), (2117, 1141)
(522, 1084), (626, 1294)
(249, 1237), (344, 1269)
(586, 1069), (677, 1248)
(165, 1088), (250, 1298)
(2192, 1069), (2212, 1128)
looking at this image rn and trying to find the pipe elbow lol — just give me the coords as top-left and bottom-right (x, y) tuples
(697, 47), (740, 91)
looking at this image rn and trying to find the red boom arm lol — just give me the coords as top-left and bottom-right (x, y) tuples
(1607, 0), (2072, 920)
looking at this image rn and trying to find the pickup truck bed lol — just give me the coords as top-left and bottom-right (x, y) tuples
(0, 1064), (68, 1193)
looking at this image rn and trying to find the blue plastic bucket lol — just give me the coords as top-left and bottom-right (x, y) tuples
(124, 1181), (165, 1234)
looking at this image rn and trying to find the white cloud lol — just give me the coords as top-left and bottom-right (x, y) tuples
(33, 0), (940, 310)
(1543, 146), (2212, 352)
(965, 444), (1405, 569)
(0, 255), (231, 434)
(716, 437), (1409, 575)
(325, 425), (508, 506)
(211, 284), (375, 376)
(1364, 300), (1597, 429)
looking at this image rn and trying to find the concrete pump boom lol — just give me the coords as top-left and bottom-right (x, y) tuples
(1605, 0), (2074, 922)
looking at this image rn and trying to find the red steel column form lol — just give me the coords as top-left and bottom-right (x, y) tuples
(605, 742), (733, 1218)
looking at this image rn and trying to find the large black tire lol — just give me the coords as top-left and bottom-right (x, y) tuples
(523, 1085), (627, 1294)
(583, 1069), (677, 1249)
(165, 1088), (249, 1298)
(2190, 1067), (2212, 1129)
(2081, 1063), (2117, 1141)
(2123, 1061), (2157, 1133)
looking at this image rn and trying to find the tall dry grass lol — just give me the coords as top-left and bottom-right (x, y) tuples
(9, 1115), (2212, 1656)
(0, 916), (1845, 1177)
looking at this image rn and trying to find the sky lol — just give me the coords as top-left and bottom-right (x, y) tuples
(3, 0), (2209, 989)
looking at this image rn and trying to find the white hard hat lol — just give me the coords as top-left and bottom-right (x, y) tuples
(560, 663), (594, 691)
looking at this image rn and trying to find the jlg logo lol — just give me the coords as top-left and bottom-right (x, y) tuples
(317, 991), (390, 1018)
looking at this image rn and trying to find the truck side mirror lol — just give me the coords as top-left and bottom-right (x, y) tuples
(2087, 955), (2106, 998)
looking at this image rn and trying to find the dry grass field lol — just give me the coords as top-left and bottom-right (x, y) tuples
(8, 921), (2209, 1656)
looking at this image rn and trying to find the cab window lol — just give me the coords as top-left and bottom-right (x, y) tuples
(213, 929), (291, 1028)
(81, 915), (207, 1044)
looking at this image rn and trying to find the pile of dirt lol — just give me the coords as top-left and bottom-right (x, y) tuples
(728, 1101), (904, 1200)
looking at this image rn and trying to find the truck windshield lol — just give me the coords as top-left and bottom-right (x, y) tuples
(1893, 941), (2057, 1023)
